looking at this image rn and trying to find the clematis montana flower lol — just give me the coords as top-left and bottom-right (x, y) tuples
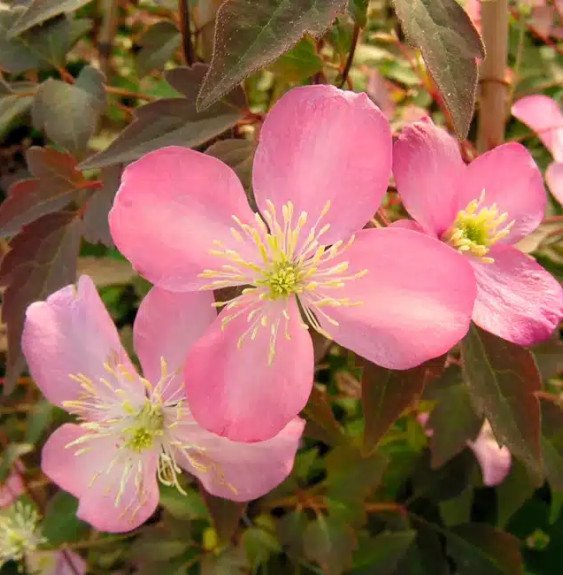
(393, 118), (563, 345)
(110, 85), (477, 442)
(512, 94), (563, 205)
(22, 276), (304, 533)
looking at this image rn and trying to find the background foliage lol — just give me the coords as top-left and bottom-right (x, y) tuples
(0, 0), (562, 573)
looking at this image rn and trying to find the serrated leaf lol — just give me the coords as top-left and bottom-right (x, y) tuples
(0, 81), (34, 139)
(197, 0), (347, 110)
(392, 0), (485, 137)
(137, 21), (182, 77)
(461, 325), (543, 482)
(0, 147), (90, 238)
(361, 356), (444, 454)
(350, 530), (416, 575)
(445, 523), (524, 575)
(269, 38), (323, 82)
(80, 65), (242, 169)
(200, 488), (245, 543)
(42, 491), (90, 545)
(33, 66), (106, 157)
(304, 515), (357, 575)
(0, 9), (92, 73)
(428, 367), (483, 468)
(82, 165), (121, 247)
(0, 211), (82, 393)
(9, 0), (92, 36)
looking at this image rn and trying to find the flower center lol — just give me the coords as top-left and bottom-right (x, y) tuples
(198, 200), (366, 363)
(122, 401), (164, 452)
(0, 502), (45, 566)
(442, 190), (514, 263)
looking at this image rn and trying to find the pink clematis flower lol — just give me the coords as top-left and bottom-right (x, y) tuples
(393, 118), (563, 346)
(22, 276), (304, 533)
(0, 466), (25, 509)
(27, 550), (86, 575)
(109, 85), (477, 442)
(512, 94), (563, 205)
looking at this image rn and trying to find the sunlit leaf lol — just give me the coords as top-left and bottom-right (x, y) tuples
(42, 491), (90, 545)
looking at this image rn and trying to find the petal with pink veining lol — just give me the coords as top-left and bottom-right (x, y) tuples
(393, 119), (465, 237)
(470, 244), (563, 345)
(546, 161), (563, 205)
(184, 297), (314, 442)
(134, 287), (216, 401)
(312, 228), (476, 369)
(457, 143), (546, 243)
(253, 85), (392, 245)
(512, 95), (563, 161)
(110, 146), (259, 291)
(175, 417), (304, 501)
(22, 276), (141, 408)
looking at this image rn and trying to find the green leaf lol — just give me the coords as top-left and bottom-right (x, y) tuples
(0, 81), (34, 139)
(200, 489), (245, 543)
(350, 530), (416, 574)
(361, 356), (444, 454)
(348, 0), (368, 27)
(80, 65), (242, 169)
(391, 0), (485, 137)
(42, 491), (90, 545)
(303, 384), (346, 446)
(269, 38), (323, 82)
(0, 147), (90, 238)
(439, 484), (473, 526)
(204, 139), (255, 194)
(276, 510), (307, 557)
(159, 484), (208, 520)
(129, 526), (189, 561)
(304, 515), (357, 575)
(9, 0), (92, 36)
(24, 400), (54, 444)
(427, 367), (483, 468)
(445, 523), (524, 575)
(461, 325), (543, 482)
(0, 443), (33, 482)
(137, 21), (182, 77)
(32, 66), (106, 158)
(496, 460), (536, 528)
(242, 527), (281, 569)
(0, 212), (82, 393)
(196, 0), (347, 110)
(201, 546), (248, 575)
(541, 398), (563, 492)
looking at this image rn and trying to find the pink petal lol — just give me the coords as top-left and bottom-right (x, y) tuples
(22, 276), (142, 409)
(314, 228), (476, 369)
(457, 143), (546, 243)
(42, 424), (159, 533)
(470, 244), (563, 345)
(133, 287), (216, 400)
(393, 119), (465, 237)
(467, 422), (511, 486)
(253, 85), (392, 245)
(546, 161), (563, 205)
(184, 297), (314, 442)
(109, 146), (258, 291)
(0, 470), (25, 508)
(175, 417), (304, 501)
(390, 219), (427, 233)
(512, 95), (563, 161)
(27, 550), (87, 575)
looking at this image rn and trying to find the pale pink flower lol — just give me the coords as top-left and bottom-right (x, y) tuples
(467, 421), (512, 486)
(27, 550), (86, 575)
(393, 118), (563, 345)
(110, 85), (477, 442)
(0, 466), (25, 509)
(22, 276), (304, 533)
(512, 94), (563, 205)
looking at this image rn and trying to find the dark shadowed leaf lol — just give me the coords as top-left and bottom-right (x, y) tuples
(201, 546), (248, 575)
(137, 21), (181, 77)
(392, 0), (485, 137)
(496, 460), (536, 528)
(541, 398), (563, 491)
(427, 366), (483, 468)
(461, 325), (542, 482)
(0, 9), (91, 73)
(196, 0), (347, 110)
(0, 147), (90, 238)
(242, 527), (281, 569)
(200, 488), (245, 543)
(304, 515), (357, 575)
(0, 211), (82, 393)
(439, 484), (473, 526)
(269, 38), (323, 82)
(33, 66), (106, 158)
(9, 0), (92, 36)
(361, 356), (445, 454)
(42, 491), (89, 545)
(445, 523), (524, 575)
(277, 510), (307, 557)
(205, 138), (255, 191)
(394, 526), (449, 575)
(303, 384), (346, 446)
(350, 530), (416, 574)
(0, 80), (34, 139)
(80, 65), (242, 169)
(532, 336), (563, 381)
(129, 526), (189, 562)
(83, 165), (121, 247)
